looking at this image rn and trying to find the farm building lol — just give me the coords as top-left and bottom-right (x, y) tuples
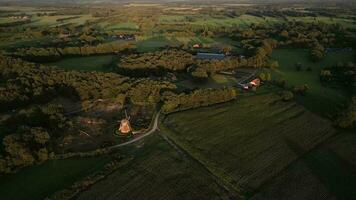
(250, 78), (261, 87)
(196, 52), (226, 60)
(193, 44), (201, 48)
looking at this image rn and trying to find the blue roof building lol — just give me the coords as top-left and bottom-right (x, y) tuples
(196, 53), (226, 60)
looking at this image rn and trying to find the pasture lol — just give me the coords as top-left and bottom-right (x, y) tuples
(160, 14), (283, 29)
(136, 36), (181, 52)
(251, 131), (356, 200)
(270, 49), (355, 116)
(104, 22), (139, 31)
(0, 156), (111, 200)
(78, 134), (231, 200)
(47, 55), (115, 72)
(28, 14), (94, 27)
(161, 92), (336, 196)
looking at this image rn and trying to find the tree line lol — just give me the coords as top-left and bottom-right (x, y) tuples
(162, 88), (237, 114)
(14, 42), (136, 62)
(117, 49), (194, 76)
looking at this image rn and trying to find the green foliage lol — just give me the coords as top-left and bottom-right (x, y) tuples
(162, 87), (237, 114)
(281, 91), (294, 101)
(119, 49), (194, 73)
(310, 43), (325, 62)
(293, 84), (310, 95)
(15, 42), (135, 62)
(337, 97), (356, 128)
(0, 55), (130, 111)
(191, 68), (208, 79)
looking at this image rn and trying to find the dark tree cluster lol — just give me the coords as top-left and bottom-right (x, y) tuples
(192, 39), (278, 78)
(0, 55), (130, 112)
(320, 62), (355, 87)
(162, 87), (237, 114)
(118, 49), (194, 76)
(0, 104), (70, 174)
(14, 42), (136, 62)
(337, 97), (356, 128)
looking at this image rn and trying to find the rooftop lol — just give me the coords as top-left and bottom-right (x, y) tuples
(196, 53), (226, 60)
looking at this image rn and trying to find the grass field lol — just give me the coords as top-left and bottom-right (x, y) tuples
(26, 14), (94, 27)
(78, 134), (231, 200)
(270, 49), (355, 116)
(47, 55), (115, 72)
(136, 36), (181, 52)
(105, 22), (140, 31)
(252, 131), (356, 200)
(0, 156), (111, 200)
(176, 74), (238, 90)
(160, 14), (283, 29)
(161, 92), (336, 196)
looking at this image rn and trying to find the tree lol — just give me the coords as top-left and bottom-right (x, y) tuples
(310, 43), (325, 62)
(281, 91), (294, 101)
(191, 68), (208, 80)
(269, 60), (279, 68)
(31, 127), (50, 145)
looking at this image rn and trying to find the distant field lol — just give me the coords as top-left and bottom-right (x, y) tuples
(136, 36), (181, 52)
(47, 55), (115, 72)
(0, 17), (23, 24)
(287, 16), (356, 29)
(27, 14), (94, 27)
(271, 49), (355, 116)
(78, 134), (230, 200)
(160, 14), (283, 29)
(105, 22), (139, 31)
(161, 92), (335, 196)
(0, 156), (111, 200)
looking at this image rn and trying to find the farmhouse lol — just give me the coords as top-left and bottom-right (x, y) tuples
(250, 78), (260, 87)
(193, 44), (201, 48)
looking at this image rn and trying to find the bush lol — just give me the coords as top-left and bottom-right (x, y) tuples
(281, 91), (294, 101)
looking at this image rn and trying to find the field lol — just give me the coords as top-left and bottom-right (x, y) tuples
(160, 14), (283, 29)
(0, 156), (111, 200)
(46, 55), (116, 72)
(136, 36), (181, 52)
(270, 49), (355, 116)
(161, 92), (337, 197)
(252, 131), (356, 200)
(28, 14), (94, 27)
(78, 134), (231, 200)
(176, 74), (238, 90)
(105, 22), (140, 31)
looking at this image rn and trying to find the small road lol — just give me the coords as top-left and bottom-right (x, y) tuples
(108, 111), (161, 150)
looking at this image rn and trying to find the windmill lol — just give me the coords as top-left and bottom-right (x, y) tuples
(117, 109), (132, 135)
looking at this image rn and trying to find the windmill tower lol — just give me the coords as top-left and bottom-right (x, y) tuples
(118, 110), (132, 135)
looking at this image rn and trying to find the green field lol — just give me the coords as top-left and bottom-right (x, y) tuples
(47, 55), (115, 72)
(78, 134), (231, 200)
(270, 49), (355, 116)
(160, 14), (283, 29)
(0, 156), (111, 200)
(136, 36), (181, 52)
(176, 74), (238, 90)
(28, 14), (94, 27)
(161, 92), (336, 196)
(252, 131), (356, 200)
(105, 22), (139, 31)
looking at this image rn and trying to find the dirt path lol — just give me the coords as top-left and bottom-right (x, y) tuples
(108, 111), (160, 150)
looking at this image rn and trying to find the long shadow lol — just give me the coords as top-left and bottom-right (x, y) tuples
(285, 139), (356, 200)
